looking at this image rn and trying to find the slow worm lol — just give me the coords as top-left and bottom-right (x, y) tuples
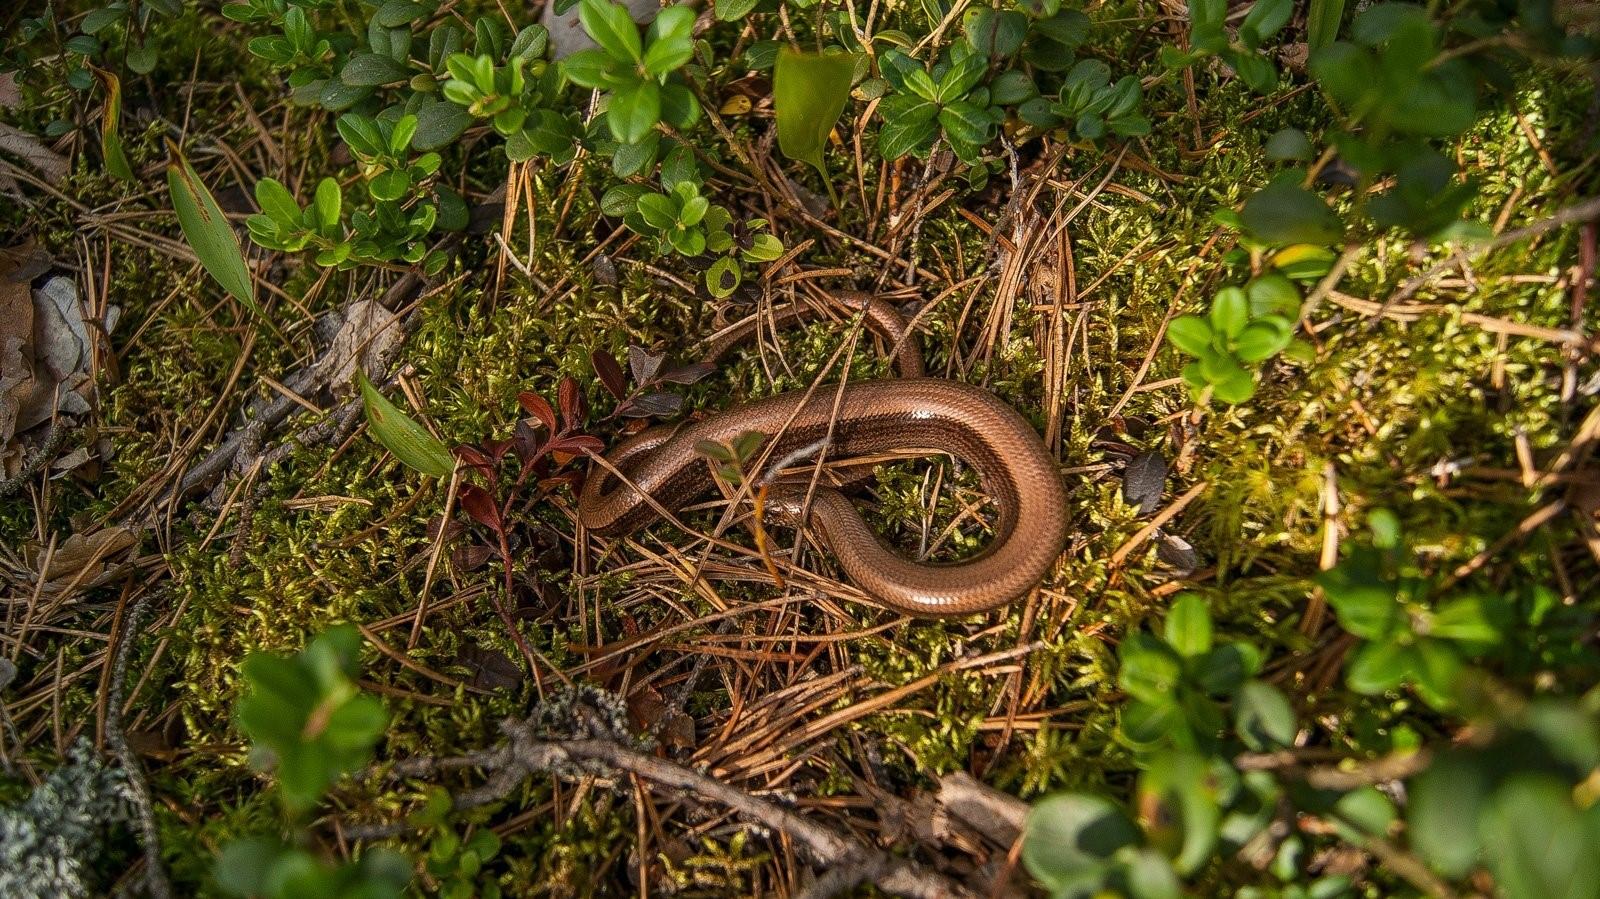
(578, 292), (1069, 617)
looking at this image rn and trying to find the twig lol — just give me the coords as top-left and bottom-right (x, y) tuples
(0, 423), (69, 499)
(105, 592), (174, 899)
(354, 715), (978, 899)
(1373, 195), (1600, 321)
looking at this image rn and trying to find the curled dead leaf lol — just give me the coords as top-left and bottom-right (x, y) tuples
(25, 526), (137, 593)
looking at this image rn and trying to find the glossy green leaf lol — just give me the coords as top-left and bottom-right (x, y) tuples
(1023, 793), (1141, 890)
(579, 0), (642, 63)
(1167, 315), (1214, 357)
(607, 80), (661, 143)
(774, 48), (857, 200)
(357, 372), (453, 477)
(1234, 681), (1296, 750)
(1239, 180), (1344, 245)
(1119, 634), (1184, 704)
(1480, 777), (1600, 899)
(167, 144), (260, 316)
(1307, 0), (1345, 50)
(1345, 640), (1412, 694)
(1209, 287), (1249, 338)
(1164, 594), (1212, 658)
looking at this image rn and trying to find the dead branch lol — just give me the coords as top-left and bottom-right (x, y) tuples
(356, 714), (979, 899)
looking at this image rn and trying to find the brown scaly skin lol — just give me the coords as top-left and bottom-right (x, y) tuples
(578, 292), (1069, 617)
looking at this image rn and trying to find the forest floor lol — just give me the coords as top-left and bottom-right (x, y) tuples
(2, 1), (1598, 896)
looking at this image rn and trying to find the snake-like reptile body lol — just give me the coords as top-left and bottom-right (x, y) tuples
(578, 293), (1069, 617)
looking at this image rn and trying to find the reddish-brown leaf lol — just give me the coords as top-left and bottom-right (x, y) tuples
(658, 361), (716, 385)
(518, 391), (558, 433)
(453, 445), (493, 468)
(548, 434), (605, 456)
(458, 483), (504, 533)
(482, 438), (514, 463)
(619, 391), (683, 418)
(591, 349), (628, 400)
(557, 376), (584, 428)
(627, 345), (664, 386)
(512, 418), (543, 465)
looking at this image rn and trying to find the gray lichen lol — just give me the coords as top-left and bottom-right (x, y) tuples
(1, 742), (132, 899)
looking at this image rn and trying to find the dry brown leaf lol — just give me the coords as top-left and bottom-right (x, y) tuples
(0, 121), (68, 182)
(31, 526), (136, 590)
(0, 248), (36, 444)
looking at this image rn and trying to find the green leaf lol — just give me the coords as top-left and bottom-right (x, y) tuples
(579, 0), (642, 63)
(636, 193), (678, 230)
(411, 101), (471, 151)
(341, 52), (412, 86)
(647, 4), (696, 48)
(1232, 318), (1293, 363)
(1247, 272), (1301, 317)
(313, 177), (341, 231)
(1210, 367), (1256, 404)
(127, 43), (159, 74)
(255, 178), (301, 226)
(167, 146), (259, 316)
(1190, 0), (1226, 35)
(1023, 794), (1141, 890)
(1209, 287), (1249, 338)
(903, 67), (940, 101)
(601, 183), (650, 217)
(1409, 638), (1463, 709)
(1117, 848), (1183, 899)
(357, 372), (453, 477)
(1316, 547), (1398, 639)
(1427, 595), (1502, 644)
(660, 81), (701, 129)
(990, 69), (1037, 106)
(1163, 594), (1212, 658)
(876, 97), (939, 159)
(716, 0), (758, 20)
(82, 6), (127, 33)
(1479, 776), (1600, 899)
(1191, 643), (1260, 695)
(1121, 698), (1186, 748)
(1233, 681), (1296, 750)
(1229, 51), (1277, 94)
(1264, 127), (1313, 161)
(1345, 640), (1412, 695)
(963, 8), (1029, 58)
(607, 80), (661, 144)
(1407, 751), (1489, 877)
(1167, 315), (1214, 357)
(1332, 785), (1396, 842)
(1307, 0), (1345, 51)
(1239, 0), (1293, 48)
(1138, 752), (1222, 875)
(1239, 181), (1344, 245)
(774, 48), (857, 193)
(1271, 244), (1337, 280)
(560, 49), (615, 88)
(706, 255), (740, 298)
(743, 233), (784, 262)
(368, 169), (410, 202)
(215, 837), (284, 896)
(937, 53), (988, 102)
(1119, 634), (1184, 704)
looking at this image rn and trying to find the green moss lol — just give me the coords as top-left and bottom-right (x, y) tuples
(3, 1), (1595, 894)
